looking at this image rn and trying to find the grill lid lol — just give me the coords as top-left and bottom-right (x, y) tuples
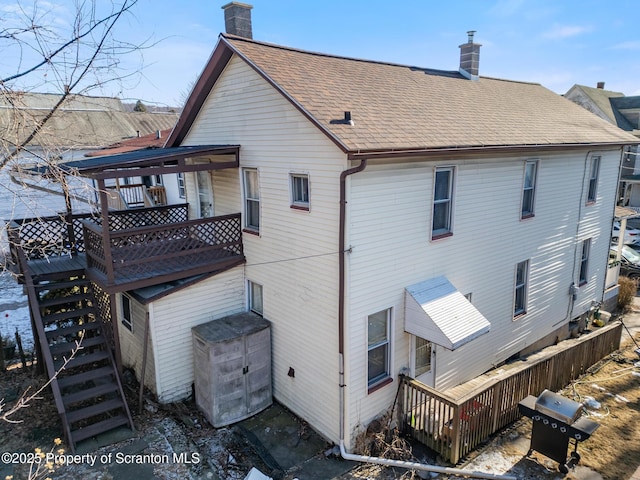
(535, 389), (583, 424)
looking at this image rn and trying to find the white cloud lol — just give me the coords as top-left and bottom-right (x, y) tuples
(611, 40), (640, 50)
(542, 24), (590, 39)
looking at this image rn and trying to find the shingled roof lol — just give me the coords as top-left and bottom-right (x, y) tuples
(167, 34), (638, 155)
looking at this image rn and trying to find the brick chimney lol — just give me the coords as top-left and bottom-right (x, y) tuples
(459, 31), (481, 81)
(222, 2), (253, 39)
(597, 81), (605, 89)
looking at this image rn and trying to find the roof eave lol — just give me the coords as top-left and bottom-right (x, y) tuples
(346, 141), (639, 160)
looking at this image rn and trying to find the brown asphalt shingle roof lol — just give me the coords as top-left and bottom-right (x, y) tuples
(222, 34), (637, 153)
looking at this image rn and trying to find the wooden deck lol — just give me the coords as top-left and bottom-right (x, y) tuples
(399, 321), (623, 464)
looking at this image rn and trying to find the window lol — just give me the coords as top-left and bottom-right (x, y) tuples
(290, 174), (309, 209)
(177, 172), (186, 198)
(249, 281), (263, 316)
(121, 295), (133, 332)
(579, 239), (591, 285)
(521, 161), (537, 218)
(243, 169), (260, 231)
(587, 156), (600, 203)
(432, 167), (454, 238)
(514, 260), (529, 317)
(367, 308), (390, 387)
(414, 336), (432, 377)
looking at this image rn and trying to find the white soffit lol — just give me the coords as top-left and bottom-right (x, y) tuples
(404, 276), (490, 350)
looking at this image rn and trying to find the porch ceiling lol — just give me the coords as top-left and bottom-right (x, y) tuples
(28, 145), (240, 180)
(404, 276), (490, 350)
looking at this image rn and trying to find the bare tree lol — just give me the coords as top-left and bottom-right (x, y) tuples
(0, 0), (152, 269)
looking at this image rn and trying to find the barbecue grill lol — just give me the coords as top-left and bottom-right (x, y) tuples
(518, 390), (599, 474)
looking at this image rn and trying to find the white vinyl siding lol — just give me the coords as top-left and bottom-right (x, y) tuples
(151, 267), (245, 403)
(182, 55), (347, 444)
(346, 150), (619, 434)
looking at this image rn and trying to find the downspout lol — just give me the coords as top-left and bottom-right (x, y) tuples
(337, 158), (515, 480)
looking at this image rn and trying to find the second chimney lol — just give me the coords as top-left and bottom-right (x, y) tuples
(222, 2), (253, 39)
(459, 31), (481, 80)
(597, 81), (605, 89)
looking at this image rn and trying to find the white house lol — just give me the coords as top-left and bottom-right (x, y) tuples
(80, 5), (638, 450)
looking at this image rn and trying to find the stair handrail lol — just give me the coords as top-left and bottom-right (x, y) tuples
(13, 246), (74, 446)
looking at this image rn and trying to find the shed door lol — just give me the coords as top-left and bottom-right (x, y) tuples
(196, 170), (214, 218)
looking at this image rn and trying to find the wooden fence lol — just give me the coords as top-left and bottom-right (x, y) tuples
(398, 322), (622, 464)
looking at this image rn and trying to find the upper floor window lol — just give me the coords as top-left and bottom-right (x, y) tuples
(514, 260), (529, 317)
(243, 168), (260, 232)
(368, 308), (391, 388)
(432, 167), (454, 239)
(579, 239), (591, 285)
(587, 156), (600, 203)
(177, 172), (186, 198)
(521, 160), (538, 218)
(290, 173), (309, 210)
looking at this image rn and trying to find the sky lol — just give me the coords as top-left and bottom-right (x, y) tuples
(4, 0), (640, 108)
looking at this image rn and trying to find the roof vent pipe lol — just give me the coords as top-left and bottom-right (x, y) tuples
(459, 30), (481, 81)
(222, 2), (253, 39)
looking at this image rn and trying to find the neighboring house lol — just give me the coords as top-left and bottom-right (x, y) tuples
(0, 92), (178, 148)
(9, 4), (638, 453)
(85, 129), (185, 208)
(565, 83), (640, 209)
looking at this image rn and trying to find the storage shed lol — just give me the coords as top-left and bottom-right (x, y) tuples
(192, 312), (272, 427)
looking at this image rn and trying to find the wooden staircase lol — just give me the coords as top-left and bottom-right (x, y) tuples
(24, 265), (134, 451)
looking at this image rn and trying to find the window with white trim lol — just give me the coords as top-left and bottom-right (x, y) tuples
(177, 172), (185, 198)
(243, 168), (260, 232)
(432, 167), (454, 238)
(521, 160), (538, 218)
(290, 173), (309, 209)
(121, 294), (133, 332)
(579, 239), (591, 285)
(587, 156), (600, 203)
(514, 260), (529, 317)
(367, 308), (391, 387)
(248, 281), (263, 316)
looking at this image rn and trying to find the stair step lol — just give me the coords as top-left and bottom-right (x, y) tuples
(39, 292), (92, 308)
(45, 321), (101, 339)
(70, 414), (130, 444)
(62, 381), (120, 406)
(67, 398), (124, 423)
(35, 278), (90, 292)
(50, 335), (106, 356)
(57, 366), (115, 389)
(54, 350), (109, 370)
(33, 269), (87, 283)
(41, 306), (97, 326)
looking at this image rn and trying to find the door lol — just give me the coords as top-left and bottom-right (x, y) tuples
(196, 170), (214, 218)
(413, 336), (435, 387)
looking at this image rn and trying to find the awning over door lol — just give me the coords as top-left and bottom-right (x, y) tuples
(404, 276), (490, 350)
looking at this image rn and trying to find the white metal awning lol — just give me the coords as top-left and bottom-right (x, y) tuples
(404, 276), (490, 350)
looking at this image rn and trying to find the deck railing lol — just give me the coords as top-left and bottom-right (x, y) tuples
(399, 322), (623, 464)
(82, 211), (243, 287)
(6, 212), (97, 271)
